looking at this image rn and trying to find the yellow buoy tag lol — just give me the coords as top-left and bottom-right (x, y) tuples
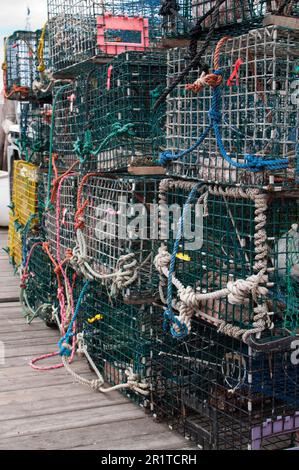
(176, 253), (191, 262)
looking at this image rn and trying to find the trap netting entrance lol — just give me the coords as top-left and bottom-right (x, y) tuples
(162, 27), (299, 189)
(155, 179), (299, 341)
(151, 313), (299, 450)
(19, 103), (52, 167)
(43, 173), (78, 262)
(77, 282), (155, 406)
(160, 0), (299, 39)
(47, 0), (161, 73)
(21, 237), (59, 325)
(12, 160), (39, 228)
(75, 174), (160, 299)
(3, 29), (50, 101)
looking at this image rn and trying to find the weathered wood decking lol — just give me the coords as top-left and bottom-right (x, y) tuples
(0, 228), (193, 450)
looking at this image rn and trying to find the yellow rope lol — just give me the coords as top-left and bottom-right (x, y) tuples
(37, 23), (47, 73)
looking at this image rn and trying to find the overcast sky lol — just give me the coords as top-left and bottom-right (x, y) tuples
(0, 0), (47, 97)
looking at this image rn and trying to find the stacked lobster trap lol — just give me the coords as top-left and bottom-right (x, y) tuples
(161, 26), (299, 188)
(149, 3), (299, 448)
(47, 0), (161, 74)
(4, 0), (299, 452)
(19, 102), (52, 166)
(52, 50), (166, 172)
(160, 0), (299, 39)
(3, 27), (51, 101)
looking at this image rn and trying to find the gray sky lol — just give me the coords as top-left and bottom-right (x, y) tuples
(0, 0), (47, 99)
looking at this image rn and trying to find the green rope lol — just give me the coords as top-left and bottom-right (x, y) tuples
(74, 122), (135, 164)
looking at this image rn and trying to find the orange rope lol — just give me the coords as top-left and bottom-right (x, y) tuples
(75, 172), (99, 230)
(50, 159), (80, 206)
(186, 36), (230, 93)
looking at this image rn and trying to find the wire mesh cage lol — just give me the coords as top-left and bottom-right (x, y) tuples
(77, 281), (155, 406)
(47, 0), (161, 73)
(21, 237), (59, 325)
(75, 174), (160, 300)
(19, 103), (52, 166)
(3, 29), (50, 101)
(161, 26), (299, 189)
(154, 179), (299, 343)
(43, 173), (79, 262)
(160, 0), (299, 39)
(151, 312), (299, 450)
(52, 51), (166, 172)
(12, 160), (39, 228)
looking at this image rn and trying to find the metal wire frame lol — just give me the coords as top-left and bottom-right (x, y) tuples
(77, 281), (155, 407)
(150, 309), (299, 450)
(4, 30), (50, 101)
(23, 237), (59, 323)
(47, 0), (161, 73)
(52, 81), (80, 170)
(156, 179), (299, 338)
(161, 1), (299, 39)
(43, 173), (79, 262)
(52, 51), (166, 172)
(19, 103), (52, 167)
(163, 26), (299, 189)
(79, 174), (160, 299)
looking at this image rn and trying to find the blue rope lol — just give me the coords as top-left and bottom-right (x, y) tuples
(59, 280), (90, 357)
(159, 71), (289, 172)
(164, 183), (203, 339)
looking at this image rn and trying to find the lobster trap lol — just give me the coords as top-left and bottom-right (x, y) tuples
(162, 26), (299, 189)
(75, 174), (160, 300)
(160, 0), (299, 39)
(52, 51), (166, 172)
(3, 29), (50, 101)
(151, 312), (299, 450)
(47, 0), (161, 73)
(43, 173), (79, 262)
(77, 281), (155, 406)
(19, 103), (52, 167)
(12, 160), (39, 228)
(155, 179), (299, 342)
(21, 237), (59, 325)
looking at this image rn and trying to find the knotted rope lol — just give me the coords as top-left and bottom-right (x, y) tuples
(154, 180), (272, 341)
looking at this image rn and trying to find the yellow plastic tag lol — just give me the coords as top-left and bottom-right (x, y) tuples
(87, 314), (104, 324)
(176, 253), (191, 262)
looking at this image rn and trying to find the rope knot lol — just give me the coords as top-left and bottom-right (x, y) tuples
(186, 70), (223, 94)
(158, 150), (177, 166)
(154, 246), (171, 274)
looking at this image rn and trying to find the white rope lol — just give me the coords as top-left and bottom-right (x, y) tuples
(155, 180), (272, 341)
(71, 228), (150, 293)
(62, 334), (149, 396)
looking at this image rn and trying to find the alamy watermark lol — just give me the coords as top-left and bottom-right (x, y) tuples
(94, 196), (204, 251)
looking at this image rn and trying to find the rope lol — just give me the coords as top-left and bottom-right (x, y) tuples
(74, 122), (135, 164)
(159, 37), (289, 173)
(61, 333), (149, 396)
(71, 173), (148, 291)
(37, 23), (47, 73)
(154, 180), (273, 341)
